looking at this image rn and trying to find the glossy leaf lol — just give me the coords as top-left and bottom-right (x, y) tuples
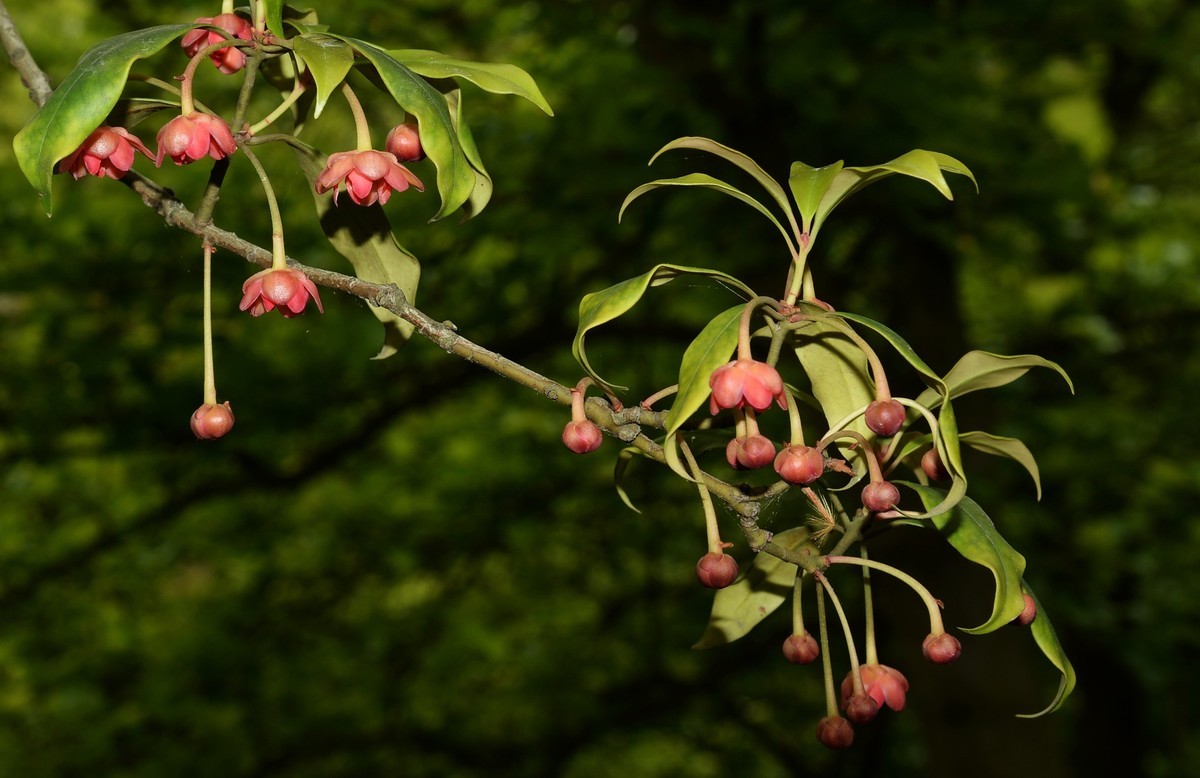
(916, 350), (1074, 410)
(620, 173), (795, 253)
(336, 37), (474, 220)
(262, 0), (285, 37)
(293, 143), (419, 358)
(790, 318), (875, 459)
(390, 49), (553, 115)
(13, 24), (196, 215)
(572, 264), (754, 391)
(1017, 581), (1076, 718)
(811, 150), (977, 237)
(664, 306), (745, 437)
(834, 310), (944, 391)
(905, 483), (1027, 634)
(788, 160), (843, 233)
(443, 88), (493, 220)
(960, 430), (1043, 500)
(649, 137), (798, 237)
(693, 527), (810, 649)
(293, 34), (354, 118)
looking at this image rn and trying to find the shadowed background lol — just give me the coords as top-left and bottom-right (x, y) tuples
(2, 1), (1198, 775)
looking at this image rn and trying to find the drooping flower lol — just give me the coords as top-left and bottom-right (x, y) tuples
(181, 13), (254, 74)
(156, 113), (237, 166)
(58, 126), (152, 180)
(385, 122), (424, 162)
(840, 664), (909, 712)
(191, 401), (235, 439)
(708, 358), (786, 415)
(239, 268), (324, 318)
(315, 150), (424, 207)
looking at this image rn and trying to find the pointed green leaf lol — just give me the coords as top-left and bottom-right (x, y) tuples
(443, 88), (493, 219)
(664, 306), (744, 437)
(916, 350), (1074, 410)
(13, 24), (197, 215)
(905, 483), (1027, 634)
(390, 49), (553, 115)
(293, 143), (419, 358)
(811, 150), (977, 236)
(649, 137), (798, 237)
(789, 160), (843, 233)
(960, 431), (1043, 500)
(833, 310), (944, 391)
(262, 0), (285, 37)
(693, 527), (810, 649)
(107, 98), (179, 128)
(335, 36), (474, 220)
(1017, 581), (1076, 717)
(620, 173), (795, 253)
(572, 264), (754, 391)
(293, 34), (354, 118)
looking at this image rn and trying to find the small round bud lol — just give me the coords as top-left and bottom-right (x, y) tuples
(696, 551), (739, 589)
(1017, 593), (1038, 626)
(865, 399), (906, 436)
(782, 633), (820, 664)
(725, 434), (776, 470)
(862, 480), (901, 512)
(562, 420), (603, 453)
(923, 632), (962, 664)
(191, 401), (235, 439)
(844, 692), (880, 724)
(385, 122), (424, 162)
(773, 444), (825, 484)
(921, 447), (949, 480)
(815, 715), (854, 750)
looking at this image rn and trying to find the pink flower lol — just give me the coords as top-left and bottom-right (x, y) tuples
(239, 268), (324, 318)
(181, 13), (254, 74)
(315, 150), (424, 207)
(156, 112), (237, 166)
(841, 664), (909, 712)
(385, 122), (424, 162)
(708, 358), (786, 415)
(58, 126), (152, 180)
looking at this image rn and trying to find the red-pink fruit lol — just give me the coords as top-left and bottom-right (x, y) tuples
(862, 480), (901, 512)
(865, 399), (906, 436)
(562, 420), (603, 453)
(385, 122), (424, 162)
(708, 359), (786, 415)
(843, 692), (880, 724)
(191, 402), (235, 439)
(1017, 593), (1038, 626)
(782, 633), (820, 664)
(725, 434), (776, 470)
(921, 448), (948, 480)
(774, 444), (824, 484)
(923, 632), (962, 664)
(815, 716), (854, 750)
(842, 664), (910, 712)
(696, 552), (738, 589)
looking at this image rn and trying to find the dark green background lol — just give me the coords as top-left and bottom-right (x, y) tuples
(2, 1), (1198, 775)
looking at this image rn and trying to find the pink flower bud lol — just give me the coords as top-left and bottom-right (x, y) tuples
(725, 434), (775, 470)
(865, 399), (906, 436)
(773, 444), (824, 484)
(190, 401), (235, 439)
(696, 551), (738, 589)
(921, 447), (948, 480)
(843, 693), (880, 724)
(315, 149), (424, 207)
(815, 715), (854, 750)
(58, 126), (152, 180)
(239, 268), (323, 318)
(708, 359), (786, 415)
(562, 420), (603, 453)
(782, 633), (820, 664)
(1017, 593), (1038, 626)
(385, 122), (424, 162)
(923, 632), (962, 664)
(862, 480), (900, 512)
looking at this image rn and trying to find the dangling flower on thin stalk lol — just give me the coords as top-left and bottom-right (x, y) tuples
(58, 126), (152, 180)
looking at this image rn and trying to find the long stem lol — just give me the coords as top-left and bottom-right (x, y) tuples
(816, 571), (865, 695)
(202, 243), (217, 405)
(248, 74), (308, 136)
(825, 555), (947, 635)
(816, 584), (838, 717)
(819, 429), (885, 483)
(342, 83), (373, 151)
(680, 440), (723, 554)
(792, 572), (807, 635)
(861, 546), (878, 666)
(783, 388), (805, 444)
(221, 0), (234, 14)
(239, 145), (287, 269)
(783, 244), (811, 306)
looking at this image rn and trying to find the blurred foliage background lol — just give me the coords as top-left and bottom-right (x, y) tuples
(2, 0), (1199, 775)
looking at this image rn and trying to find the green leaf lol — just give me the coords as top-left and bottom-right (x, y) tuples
(649, 137), (798, 237)
(790, 318), (875, 459)
(811, 150), (977, 237)
(572, 264), (754, 392)
(664, 306), (744, 437)
(293, 143), (419, 358)
(443, 88), (493, 220)
(293, 34), (354, 118)
(107, 98), (178, 128)
(693, 527), (810, 649)
(916, 350), (1074, 410)
(13, 24), (197, 215)
(832, 309), (945, 391)
(905, 483), (1027, 634)
(1017, 581), (1076, 718)
(620, 173), (795, 252)
(960, 431), (1043, 500)
(788, 160), (843, 233)
(335, 37), (474, 220)
(262, 0), (285, 37)
(390, 49), (553, 115)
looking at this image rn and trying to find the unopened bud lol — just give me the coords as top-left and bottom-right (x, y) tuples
(862, 480), (901, 512)
(562, 420), (603, 453)
(782, 633), (820, 664)
(1017, 593), (1038, 626)
(815, 715), (854, 750)
(922, 632), (962, 664)
(865, 399), (905, 436)
(191, 401), (235, 439)
(844, 692), (880, 724)
(696, 551), (738, 589)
